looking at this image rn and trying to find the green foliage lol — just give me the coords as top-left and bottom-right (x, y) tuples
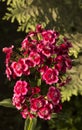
(48, 96), (82, 130)
(2, 0), (12, 5)
(2, 0), (82, 32)
(61, 54), (82, 102)
(24, 118), (37, 130)
(2, 0), (40, 32)
(68, 33), (82, 58)
(0, 98), (15, 108)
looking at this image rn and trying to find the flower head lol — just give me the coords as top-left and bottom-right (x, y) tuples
(47, 86), (61, 105)
(30, 96), (46, 112)
(14, 80), (29, 96)
(42, 68), (59, 85)
(11, 58), (29, 77)
(3, 24), (72, 120)
(38, 103), (53, 120)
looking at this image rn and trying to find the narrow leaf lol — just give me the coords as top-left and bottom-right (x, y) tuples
(24, 117), (37, 130)
(37, 78), (41, 86)
(0, 98), (14, 108)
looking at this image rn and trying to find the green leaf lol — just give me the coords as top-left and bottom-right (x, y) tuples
(7, 0), (12, 5)
(24, 117), (37, 130)
(0, 98), (15, 108)
(37, 78), (41, 86)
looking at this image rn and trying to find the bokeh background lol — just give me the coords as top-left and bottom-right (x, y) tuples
(0, 0), (82, 130)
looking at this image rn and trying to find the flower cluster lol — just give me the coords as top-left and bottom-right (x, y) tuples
(3, 25), (72, 120)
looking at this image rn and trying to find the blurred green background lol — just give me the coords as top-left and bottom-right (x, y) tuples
(0, 0), (82, 130)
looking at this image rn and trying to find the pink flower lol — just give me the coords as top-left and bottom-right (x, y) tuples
(37, 42), (53, 58)
(37, 41), (53, 57)
(21, 37), (29, 50)
(5, 66), (12, 80)
(37, 42), (44, 53)
(3, 45), (14, 66)
(12, 94), (25, 110)
(42, 44), (52, 57)
(25, 58), (35, 68)
(28, 31), (37, 38)
(47, 86), (61, 105)
(42, 30), (59, 44)
(21, 105), (35, 119)
(65, 57), (72, 69)
(14, 80), (28, 96)
(30, 97), (46, 112)
(42, 68), (59, 85)
(21, 37), (37, 54)
(21, 105), (29, 119)
(11, 58), (28, 77)
(29, 51), (41, 66)
(38, 103), (53, 120)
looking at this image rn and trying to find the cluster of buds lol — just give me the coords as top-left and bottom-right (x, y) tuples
(3, 25), (72, 120)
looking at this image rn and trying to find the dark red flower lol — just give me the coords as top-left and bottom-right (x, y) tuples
(14, 80), (29, 96)
(38, 103), (53, 120)
(11, 58), (28, 77)
(30, 97), (46, 112)
(36, 24), (43, 33)
(39, 65), (48, 75)
(42, 68), (59, 85)
(32, 86), (41, 95)
(54, 103), (62, 113)
(47, 86), (61, 105)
